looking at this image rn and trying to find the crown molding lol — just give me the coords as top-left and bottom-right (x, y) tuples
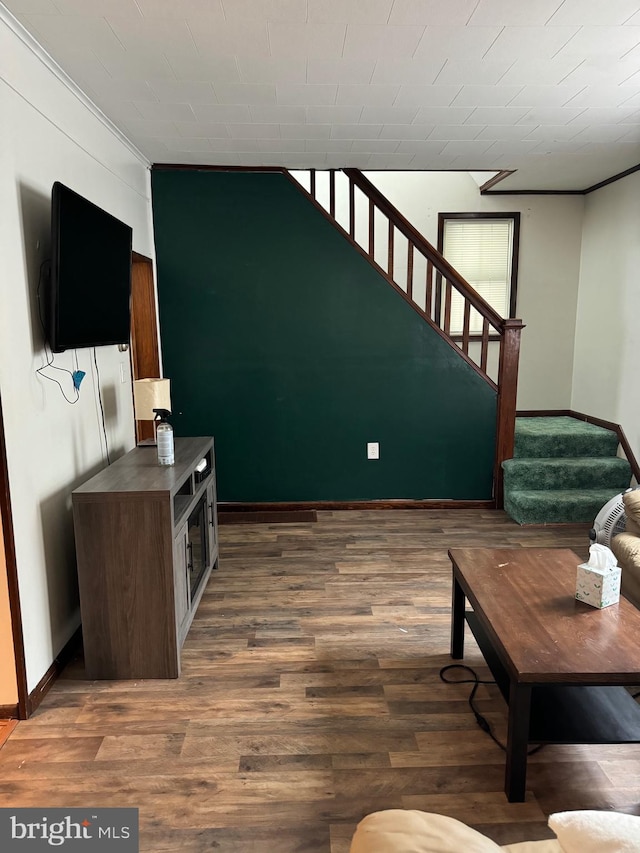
(0, 4), (149, 167)
(482, 163), (640, 195)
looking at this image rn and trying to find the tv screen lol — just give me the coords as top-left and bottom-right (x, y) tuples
(48, 182), (133, 353)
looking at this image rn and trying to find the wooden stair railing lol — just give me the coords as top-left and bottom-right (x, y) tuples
(285, 168), (525, 508)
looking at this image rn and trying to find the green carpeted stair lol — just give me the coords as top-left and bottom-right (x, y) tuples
(503, 417), (631, 525)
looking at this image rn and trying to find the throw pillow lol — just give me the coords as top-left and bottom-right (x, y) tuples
(549, 810), (640, 853)
(350, 810), (502, 853)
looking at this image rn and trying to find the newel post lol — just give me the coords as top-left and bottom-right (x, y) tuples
(494, 319), (525, 509)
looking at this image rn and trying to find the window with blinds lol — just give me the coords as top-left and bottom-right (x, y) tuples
(439, 215), (519, 334)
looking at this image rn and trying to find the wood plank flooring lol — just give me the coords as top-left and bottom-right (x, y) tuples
(1, 510), (638, 851)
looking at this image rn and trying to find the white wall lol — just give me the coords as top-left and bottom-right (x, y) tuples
(0, 11), (154, 692)
(572, 171), (640, 460)
(364, 172), (585, 409)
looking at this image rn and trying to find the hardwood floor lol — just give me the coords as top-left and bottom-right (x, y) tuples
(1, 509), (638, 851)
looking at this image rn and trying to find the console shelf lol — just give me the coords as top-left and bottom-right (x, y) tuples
(72, 436), (218, 679)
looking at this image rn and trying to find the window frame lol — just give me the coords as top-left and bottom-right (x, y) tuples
(437, 212), (521, 323)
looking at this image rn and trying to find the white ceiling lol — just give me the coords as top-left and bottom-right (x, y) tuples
(4, 0), (640, 190)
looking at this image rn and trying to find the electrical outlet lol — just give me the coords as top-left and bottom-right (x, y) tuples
(367, 442), (379, 460)
(119, 363), (127, 384)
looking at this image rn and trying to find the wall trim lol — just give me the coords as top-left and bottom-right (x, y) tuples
(219, 500), (495, 511)
(483, 163), (640, 196)
(478, 170), (515, 192)
(152, 163), (640, 195)
(0, 704), (18, 719)
(481, 189), (584, 196)
(26, 627), (82, 718)
(583, 163), (640, 194)
(0, 4), (148, 168)
(0, 396), (28, 720)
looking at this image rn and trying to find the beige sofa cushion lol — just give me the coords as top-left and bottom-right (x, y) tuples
(549, 810), (640, 852)
(624, 516), (640, 537)
(349, 811), (562, 852)
(623, 489), (640, 525)
(610, 532), (640, 608)
(349, 810), (502, 853)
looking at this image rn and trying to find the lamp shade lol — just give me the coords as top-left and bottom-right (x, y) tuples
(133, 378), (171, 421)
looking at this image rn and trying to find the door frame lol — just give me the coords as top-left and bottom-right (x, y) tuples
(130, 252), (161, 441)
(0, 394), (29, 719)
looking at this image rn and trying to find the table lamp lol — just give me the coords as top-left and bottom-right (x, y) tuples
(133, 378), (171, 445)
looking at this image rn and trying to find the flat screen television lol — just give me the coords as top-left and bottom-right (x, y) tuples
(47, 182), (133, 353)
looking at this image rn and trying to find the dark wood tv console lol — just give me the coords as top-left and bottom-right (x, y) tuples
(72, 436), (218, 679)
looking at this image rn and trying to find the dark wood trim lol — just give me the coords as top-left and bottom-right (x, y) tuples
(0, 704), (18, 719)
(517, 409), (640, 484)
(281, 171), (499, 392)
(482, 163), (640, 196)
(584, 163), (640, 194)
(481, 189), (584, 196)
(348, 176), (355, 238)
(479, 170), (515, 193)
(219, 500), (495, 511)
(0, 395), (28, 720)
(130, 253), (161, 443)
(26, 627), (82, 717)
(494, 320), (524, 509)
(151, 163), (640, 197)
(152, 164), (288, 173)
(437, 211), (521, 321)
(329, 170), (336, 218)
(509, 213), (521, 319)
(344, 169), (505, 330)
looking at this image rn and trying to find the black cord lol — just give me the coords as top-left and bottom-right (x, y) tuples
(35, 260), (80, 405)
(439, 664), (544, 756)
(93, 348), (110, 466)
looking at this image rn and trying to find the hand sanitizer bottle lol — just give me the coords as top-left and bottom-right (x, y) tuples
(153, 408), (174, 466)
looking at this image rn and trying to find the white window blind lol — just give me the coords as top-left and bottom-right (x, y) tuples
(442, 218), (514, 333)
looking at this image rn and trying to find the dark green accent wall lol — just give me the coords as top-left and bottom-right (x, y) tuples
(151, 170), (497, 502)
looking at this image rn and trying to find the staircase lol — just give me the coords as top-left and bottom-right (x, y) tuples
(503, 416), (632, 524)
(286, 167), (524, 507)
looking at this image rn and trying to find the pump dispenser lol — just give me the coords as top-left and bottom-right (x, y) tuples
(154, 408), (174, 466)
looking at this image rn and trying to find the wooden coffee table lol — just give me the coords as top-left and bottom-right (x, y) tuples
(448, 547), (640, 802)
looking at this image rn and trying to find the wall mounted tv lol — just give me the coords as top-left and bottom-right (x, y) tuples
(47, 182), (133, 353)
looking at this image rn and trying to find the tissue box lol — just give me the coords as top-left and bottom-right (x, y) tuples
(575, 563), (621, 609)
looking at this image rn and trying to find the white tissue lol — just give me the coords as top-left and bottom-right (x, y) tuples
(576, 544), (621, 608)
(585, 543), (618, 571)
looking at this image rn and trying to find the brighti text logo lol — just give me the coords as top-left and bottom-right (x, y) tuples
(11, 815), (93, 846)
(1, 809), (138, 850)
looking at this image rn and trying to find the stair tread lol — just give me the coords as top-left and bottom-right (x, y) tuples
(503, 457), (631, 492)
(515, 417), (617, 439)
(504, 487), (621, 525)
(503, 457), (629, 468)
